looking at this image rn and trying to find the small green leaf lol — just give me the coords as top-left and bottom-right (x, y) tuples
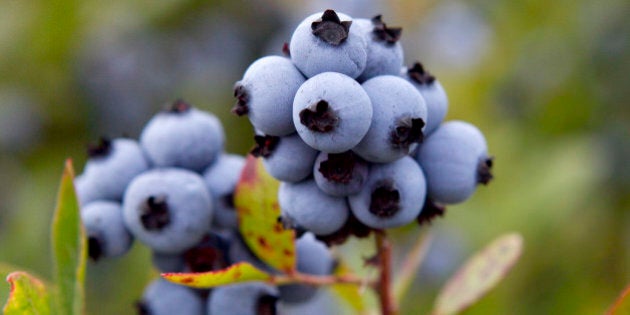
(234, 156), (296, 273)
(433, 233), (523, 315)
(330, 261), (366, 312)
(3, 271), (51, 315)
(162, 262), (272, 289)
(51, 159), (86, 315)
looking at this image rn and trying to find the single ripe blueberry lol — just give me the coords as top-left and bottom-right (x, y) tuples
(136, 278), (204, 315)
(290, 10), (368, 78)
(402, 62), (449, 135)
(313, 151), (369, 197)
(348, 156), (426, 229)
(353, 75), (427, 163)
(293, 72), (372, 153)
(151, 251), (185, 273)
(202, 153), (246, 229)
(140, 100), (225, 172)
(232, 56), (305, 136)
(76, 138), (149, 205)
(123, 168), (213, 254)
(251, 133), (318, 183)
(279, 232), (334, 304)
(415, 120), (493, 204)
(208, 282), (279, 315)
(279, 179), (349, 236)
(81, 201), (133, 261)
(355, 15), (404, 82)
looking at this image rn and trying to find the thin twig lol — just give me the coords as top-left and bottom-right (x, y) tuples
(271, 272), (371, 287)
(376, 230), (398, 315)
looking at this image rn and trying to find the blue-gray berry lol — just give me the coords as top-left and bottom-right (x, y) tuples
(123, 168), (213, 254)
(355, 15), (404, 82)
(202, 153), (246, 229)
(232, 56), (305, 136)
(353, 75), (427, 163)
(140, 100), (225, 172)
(403, 62), (449, 135)
(208, 282), (278, 315)
(136, 278), (204, 315)
(76, 138), (149, 205)
(290, 10), (367, 78)
(81, 201), (133, 261)
(348, 156), (426, 229)
(293, 72), (372, 153)
(415, 120), (492, 204)
(251, 134), (318, 183)
(279, 233), (334, 304)
(313, 151), (368, 197)
(151, 251), (185, 273)
(279, 179), (349, 236)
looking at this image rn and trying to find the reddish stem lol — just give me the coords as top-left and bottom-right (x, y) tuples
(376, 231), (398, 315)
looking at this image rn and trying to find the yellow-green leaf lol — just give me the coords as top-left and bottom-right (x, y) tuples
(606, 284), (630, 315)
(162, 262), (271, 289)
(330, 260), (366, 312)
(234, 156), (296, 273)
(433, 233), (523, 315)
(3, 271), (51, 315)
(51, 159), (86, 315)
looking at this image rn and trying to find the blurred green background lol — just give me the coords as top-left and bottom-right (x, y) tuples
(0, 0), (628, 314)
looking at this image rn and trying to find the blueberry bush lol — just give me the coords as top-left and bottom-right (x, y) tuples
(1, 4), (628, 315)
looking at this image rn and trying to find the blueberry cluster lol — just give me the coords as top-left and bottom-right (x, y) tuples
(234, 10), (494, 244)
(76, 100), (335, 314)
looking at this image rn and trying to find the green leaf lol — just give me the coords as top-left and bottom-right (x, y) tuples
(51, 159), (86, 315)
(234, 156), (296, 273)
(3, 271), (51, 315)
(433, 233), (523, 315)
(162, 262), (272, 289)
(330, 260), (366, 312)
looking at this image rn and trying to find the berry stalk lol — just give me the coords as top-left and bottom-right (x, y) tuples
(376, 230), (398, 315)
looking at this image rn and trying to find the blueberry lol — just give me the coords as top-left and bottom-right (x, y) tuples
(208, 282), (278, 315)
(227, 232), (276, 274)
(251, 134), (318, 183)
(140, 100), (225, 172)
(81, 201), (133, 261)
(232, 56), (305, 136)
(415, 120), (493, 204)
(355, 15), (404, 82)
(76, 138), (149, 205)
(293, 72), (372, 153)
(123, 168), (213, 254)
(279, 179), (349, 236)
(348, 156), (426, 229)
(151, 251), (185, 273)
(353, 75), (427, 163)
(402, 62), (448, 135)
(136, 278), (204, 315)
(202, 153), (246, 229)
(290, 10), (368, 78)
(279, 233), (334, 304)
(313, 151), (368, 197)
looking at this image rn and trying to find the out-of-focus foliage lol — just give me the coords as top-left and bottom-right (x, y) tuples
(0, 0), (627, 314)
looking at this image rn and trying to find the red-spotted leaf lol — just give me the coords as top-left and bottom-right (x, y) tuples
(3, 271), (51, 315)
(234, 156), (296, 273)
(51, 159), (86, 315)
(162, 262), (271, 289)
(606, 284), (630, 315)
(433, 233), (523, 315)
